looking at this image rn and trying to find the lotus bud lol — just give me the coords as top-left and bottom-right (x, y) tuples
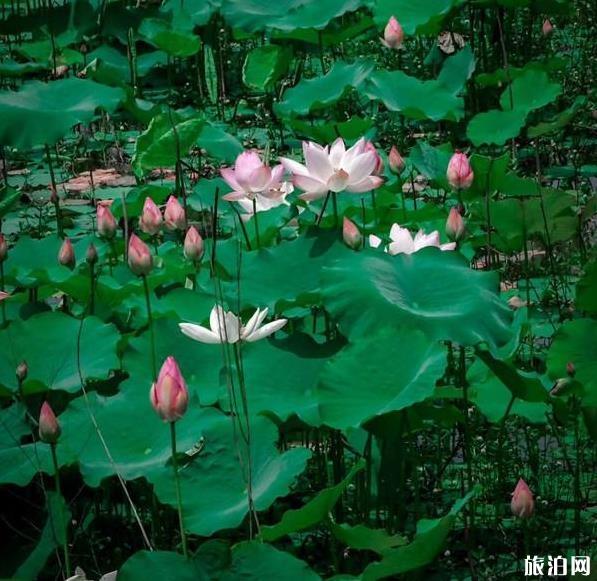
(164, 196), (186, 231)
(97, 205), (117, 239)
(139, 197), (162, 235)
(150, 356), (189, 422)
(364, 141), (384, 176)
(382, 16), (404, 49)
(388, 146), (405, 174)
(86, 243), (98, 265)
(511, 478), (534, 518)
(128, 234), (153, 276)
(566, 361), (576, 377)
(39, 401), (61, 444)
(343, 217), (362, 250)
(446, 151), (474, 190)
(542, 19), (554, 36)
(58, 238), (75, 269)
(184, 226), (204, 262)
(16, 360), (28, 382)
(446, 207), (466, 241)
(0, 233), (7, 262)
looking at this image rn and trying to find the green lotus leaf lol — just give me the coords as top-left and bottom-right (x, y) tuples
(119, 551), (209, 581)
(243, 45), (292, 91)
(373, 0), (460, 35)
(139, 18), (201, 58)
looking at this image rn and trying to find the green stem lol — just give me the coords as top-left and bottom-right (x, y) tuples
(0, 262), (6, 326)
(88, 262), (95, 316)
(169, 422), (188, 558)
(316, 191), (331, 226)
(142, 275), (157, 380)
(252, 198), (260, 248)
(572, 396), (581, 554)
(50, 444), (71, 577)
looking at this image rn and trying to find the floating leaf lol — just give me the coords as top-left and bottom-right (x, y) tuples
(243, 45), (291, 91)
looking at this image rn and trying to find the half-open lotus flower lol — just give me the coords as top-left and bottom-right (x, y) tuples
(280, 138), (384, 201)
(511, 478), (534, 518)
(150, 356), (188, 422)
(446, 151), (474, 190)
(180, 304), (287, 344)
(369, 223), (456, 255)
(221, 151), (290, 205)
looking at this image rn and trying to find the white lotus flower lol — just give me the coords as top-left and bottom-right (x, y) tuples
(279, 137), (384, 201)
(179, 305), (287, 344)
(369, 223), (456, 255)
(236, 181), (293, 218)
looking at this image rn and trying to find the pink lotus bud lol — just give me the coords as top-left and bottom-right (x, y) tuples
(164, 196), (186, 231)
(39, 401), (61, 444)
(97, 204), (117, 239)
(566, 361), (575, 377)
(128, 234), (153, 276)
(542, 19), (554, 36)
(446, 207), (466, 241)
(382, 16), (404, 49)
(139, 197), (162, 235)
(86, 243), (98, 265)
(150, 356), (189, 422)
(364, 141), (384, 176)
(446, 151), (474, 190)
(511, 478), (534, 518)
(388, 146), (405, 174)
(343, 217), (362, 250)
(16, 360), (28, 382)
(184, 226), (204, 262)
(0, 233), (7, 262)
(58, 238), (75, 269)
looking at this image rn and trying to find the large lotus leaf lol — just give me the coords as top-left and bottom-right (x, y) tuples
(373, 0), (460, 35)
(275, 60), (373, 118)
(0, 312), (120, 395)
(119, 551), (209, 581)
(232, 333), (344, 425)
(223, 229), (349, 312)
(288, 116), (373, 143)
(467, 109), (528, 146)
(331, 522), (407, 555)
(221, 0), (364, 32)
(262, 459), (364, 541)
(408, 141), (453, 189)
(316, 328), (445, 430)
(468, 361), (549, 423)
(161, 0), (221, 26)
(362, 488), (478, 580)
(243, 45), (292, 91)
(576, 259), (597, 314)
(436, 45), (476, 93)
(365, 70), (464, 122)
(322, 249), (513, 351)
(197, 123), (243, 163)
(132, 111), (205, 176)
(221, 542), (320, 580)
(499, 69), (561, 112)
(152, 409), (311, 536)
(139, 18), (201, 57)
(547, 319), (597, 407)
(528, 95), (587, 138)
(0, 79), (125, 149)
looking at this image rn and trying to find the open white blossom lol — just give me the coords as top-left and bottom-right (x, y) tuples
(179, 305), (287, 344)
(369, 223), (456, 255)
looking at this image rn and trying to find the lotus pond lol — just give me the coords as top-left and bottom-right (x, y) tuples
(0, 0), (595, 579)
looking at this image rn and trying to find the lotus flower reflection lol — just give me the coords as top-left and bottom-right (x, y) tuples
(179, 305), (287, 344)
(369, 223), (456, 255)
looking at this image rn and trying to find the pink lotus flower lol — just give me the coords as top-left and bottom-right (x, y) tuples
(446, 151), (474, 190)
(369, 223), (456, 255)
(139, 197), (162, 235)
(164, 196), (186, 230)
(150, 356), (189, 422)
(388, 146), (405, 174)
(511, 478), (534, 518)
(128, 234), (153, 276)
(97, 204), (117, 239)
(184, 226), (204, 262)
(39, 401), (61, 444)
(180, 305), (287, 344)
(343, 217), (362, 250)
(0, 233), (7, 262)
(58, 238), (75, 269)
(364, 141), (384, 175)
(280, 138), (384, 201)
(542, 19), (554, 36)
(381, 16), (404, 49)
(446, 207), (465, 241)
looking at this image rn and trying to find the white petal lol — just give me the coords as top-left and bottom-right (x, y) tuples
(369, 234), (383, 248)
(279, 157), (310, 177)
(440, 242), (457, 251)
(388, 227), (415, 255)
(223, 311), (241, 343)
(179, 323), (222, 344)
(245, 318), (287, 342)
(210, 305), (225, 335)
(346, 176), (384, 193)
(304, 142), (333, 182)
(294, 174), (328, 195)
(329, 138), (346, 167)
(346, 152), (377, 184)
(241, 308), (263, 339)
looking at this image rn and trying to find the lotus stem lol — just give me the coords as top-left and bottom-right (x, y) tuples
(50, 443), (71, 577)
(252, 198), (260, 248)
(0, 262), (6, 326)
(169, 422), (189, 558)
(142, 275), (157, 380)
